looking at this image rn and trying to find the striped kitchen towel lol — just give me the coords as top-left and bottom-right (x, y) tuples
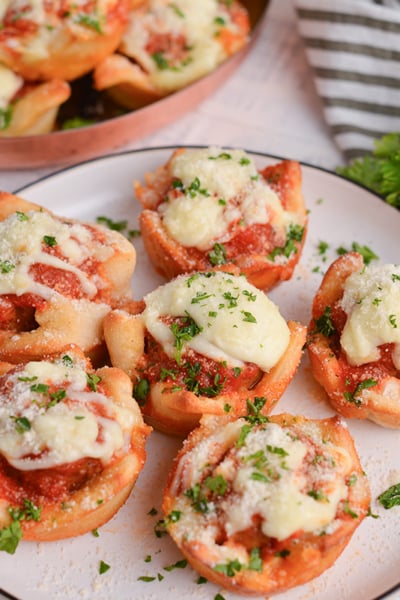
(295, 0), (400, 161)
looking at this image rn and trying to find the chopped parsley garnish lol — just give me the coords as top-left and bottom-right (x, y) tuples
(236, 423), (252, 447)
(318, 240), (329, 255)
(43, 235), (57, 247)
(241, 310), (257, 323)
(208, 152), (232, 160)
(242, 289), (256, 301)
(196, 576), (208, 584)
(186, 177), (209, 197)
(185, 483), (208, 513)
(343, 501), (358, 519)
(245, 548), (262, 572)
(343, 378), (378, 406)
(389, 314), (397, 328)
(377, 483), (400, 509)
(0, 260), (15, 273)
(96, 216), (128, 231)
(133, 378), (150, 405)
(164, 559), (188, 572)
(239, 157), (251, 165)
(0, 499), (42, 554)
(314, 306), (336, 337)
(244, 397), (269, 424)
(191, 291), (214, 304)
(11, 416), (31, 433)
(62, 354), (73, 367)
(152, 51), (170, 70)
(137, 576), (155, 582)
(154, 510), (181, 537)
(336, 242), (379, 265)
(268, 224), (304, 261)
(307, 489), (329, 502)
(275, 548), (290, 558)
(170, 3), (185, 17)
(99, 560), (110, 574)
(0, 106), (12, 130)
(86, 373), (101, 392)
(16, 211), (29, 221)
(214, 558), (243, 577)
(266, 445), (289, 457)
(208, 242), (227, 266)
(170, 315), (202, 365)
(204, 475), (227, 496)
(61, 117), (96, 130)
(75, 13), (103, 33)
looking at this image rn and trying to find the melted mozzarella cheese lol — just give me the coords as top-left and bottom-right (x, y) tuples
(0, 353), (134, 470)
(0, 64), (23, 111)
(340, 263), (400, 368)
(160, 147), (298, 250)
(173, 419), (349, 546)
(142, 271), (290, 371)
(121, 0), (244, 91)
(0, 209), (104, 299)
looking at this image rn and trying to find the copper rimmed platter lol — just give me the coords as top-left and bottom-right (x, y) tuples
(0, 1), (269, 170)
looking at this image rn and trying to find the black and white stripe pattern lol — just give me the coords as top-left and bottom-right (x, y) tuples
(295, 0), (400, 161)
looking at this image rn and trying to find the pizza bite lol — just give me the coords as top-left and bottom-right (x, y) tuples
(0, 64), (70, 137)
(103, 270), (306, 436)
(0, 0), (130, 82)
(93, 0), (250, 109)
(0, 346), (151, 547)
(308, 252), (400, 428)
(134, 147), (307, 290)
(161, 412), (370, 596)
(0, 192), (136, 364)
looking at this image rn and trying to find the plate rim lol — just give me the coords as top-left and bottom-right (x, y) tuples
(14, 144), (390, 209)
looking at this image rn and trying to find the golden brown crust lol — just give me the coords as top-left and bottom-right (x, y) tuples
(135, 152), (307, 291)
(104, 297), (307, 437)
(0, 79), (71, 137)
(0, 1), (130, 81)
(307, 252), (400, 428)
(0, 347), (151, 542)
(0, 192), (136, 364)
(162, 413), (370, 596)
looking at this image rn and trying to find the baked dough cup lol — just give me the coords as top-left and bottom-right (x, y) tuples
(134, 147), (307, 291)
(0, 66), (71, 137)
(93, 0), (250, 109)
(0, 192), (136, 364)
(161, 412), (370, 596)
(0, 0), (130, 81)
(103, 270), (307, 436)
(308, 252), (400, 428)
(0, 346), (151, 546)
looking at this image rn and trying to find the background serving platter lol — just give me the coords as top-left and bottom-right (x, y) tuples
(1, 147), (400, 600)
(0, 1), (269, 170)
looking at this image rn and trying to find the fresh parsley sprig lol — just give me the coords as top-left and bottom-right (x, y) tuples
(337, 133), (400, 208)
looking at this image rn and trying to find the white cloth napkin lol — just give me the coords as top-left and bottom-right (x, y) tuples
(295, 0), (400, 161)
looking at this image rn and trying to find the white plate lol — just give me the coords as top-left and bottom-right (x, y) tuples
(1, 147), (400, 600)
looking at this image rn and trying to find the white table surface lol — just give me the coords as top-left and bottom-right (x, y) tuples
(0, 0), (343, 193)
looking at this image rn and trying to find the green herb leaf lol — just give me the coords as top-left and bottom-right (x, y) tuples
(377, 483), (400, 509)
(208, 242), (227, 266)
(99, 560), (110, 574)
(43, 235), (57, 247)
(314, 306), (336, 337)
(336, 133), (400, 207)
(86, 373), (101, 392)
